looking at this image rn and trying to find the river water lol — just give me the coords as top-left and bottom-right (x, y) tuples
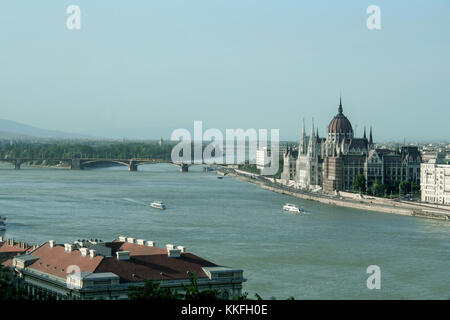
(0, 163), (449, 299)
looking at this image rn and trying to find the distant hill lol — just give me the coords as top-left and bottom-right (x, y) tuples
(0, 119), (92, 140)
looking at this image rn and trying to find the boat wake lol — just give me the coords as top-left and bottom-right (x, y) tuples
(122, 198), (146, 206)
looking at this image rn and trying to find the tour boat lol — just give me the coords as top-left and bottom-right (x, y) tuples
(150, 201), (166, 210)
(283, 203), (304, 213)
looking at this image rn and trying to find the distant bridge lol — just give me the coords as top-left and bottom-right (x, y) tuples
(0, 158), (191, 172)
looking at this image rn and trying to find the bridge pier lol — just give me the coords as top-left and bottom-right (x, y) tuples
(71, 159), (82, 170)
(129, 161), (138, 172)
(180, 163), (189, 173)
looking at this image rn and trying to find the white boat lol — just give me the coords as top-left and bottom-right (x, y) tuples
(150, 201), (166, 210)
(283, 203), (304, 213)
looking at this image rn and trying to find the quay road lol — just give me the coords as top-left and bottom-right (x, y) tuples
(214, 165), (450, 220)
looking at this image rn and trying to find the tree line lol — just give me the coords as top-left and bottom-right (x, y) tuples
(0, 141), (174, 161)
(352, 174), (420, 197)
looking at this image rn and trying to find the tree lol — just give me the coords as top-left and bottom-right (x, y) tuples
(370, 179), (386, 196)
(399, 180), (410, 196)
(0, 264), (48, 300)
(183, 272), (220, 301)
(352, 174), (366, 193)
(128, 279), (180, 300)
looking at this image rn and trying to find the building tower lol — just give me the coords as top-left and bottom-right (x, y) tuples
(299, 119), (307, 155)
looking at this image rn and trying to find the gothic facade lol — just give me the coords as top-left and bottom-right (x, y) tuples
(281, 98), (421, 193)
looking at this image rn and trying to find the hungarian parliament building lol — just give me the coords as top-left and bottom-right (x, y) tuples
(280, 98), (422, 193)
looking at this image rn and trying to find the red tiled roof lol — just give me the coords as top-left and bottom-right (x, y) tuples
(2, 258), (13, 267)
(94, 252), (217, 283)
(27, 243), (104, 279)
(0, 241), (30, 253)
(5, 239), (220, 284)
(110, 241), (167, 256)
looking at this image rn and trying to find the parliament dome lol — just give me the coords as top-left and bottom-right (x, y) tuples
(328, 98), (353, 135)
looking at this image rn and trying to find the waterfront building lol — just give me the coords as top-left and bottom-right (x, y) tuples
(281, 97), (422, 193)
(421, 158), (450, 205)
(280, 147), (298, 185)
(256, 147), (271, 172)
(0, 238), (34, 264)
(1, 236), (246, 300)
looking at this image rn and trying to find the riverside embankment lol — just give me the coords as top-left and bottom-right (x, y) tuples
(217, 167), (450, 221)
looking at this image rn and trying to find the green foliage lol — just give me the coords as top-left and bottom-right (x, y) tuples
(273, 156), (284, 179)
(232, 292), (250, 300)
(0, 141), (174, 162)
(398, 180), (420, 195)
(128, 273), (219, 301)
(238, 156), (284, 178)
(238, 162), (259, 174)
(352, 174), (366, 193)
(369, 179), (387, 196)
(128, 279), (180, 300)
(128, 272), (294, 301)
(182, 272), (220, 301)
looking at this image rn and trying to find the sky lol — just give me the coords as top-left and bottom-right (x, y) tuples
(0, 0), (449, 141)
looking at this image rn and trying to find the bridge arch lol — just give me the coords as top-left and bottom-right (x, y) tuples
(80, 159), (130, 169)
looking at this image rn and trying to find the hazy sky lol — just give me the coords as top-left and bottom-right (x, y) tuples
(0, 1), (449, 141)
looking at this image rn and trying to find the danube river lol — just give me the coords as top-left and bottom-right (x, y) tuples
(1, 163), (449, 299)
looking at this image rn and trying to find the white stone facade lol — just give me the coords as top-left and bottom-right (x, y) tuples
(421, 160), (450, 205)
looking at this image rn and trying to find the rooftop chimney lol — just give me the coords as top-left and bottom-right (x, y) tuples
(89, 249), (96, 258)
(167, 248), (181, 258)
(166, 244), (176, 250)
(49, 240), (55, 248)
(146, 241), (155, 247)
(119, 236), (126, 242)
(80, 248), (88, 256)
(116, 251), (131, 261)
(0, 236), (3, 242)
(136, 239), (145, 245)
(177, 246), (186, 253)
(64, 243), (73, 252)
(127, 237), (135, 244)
